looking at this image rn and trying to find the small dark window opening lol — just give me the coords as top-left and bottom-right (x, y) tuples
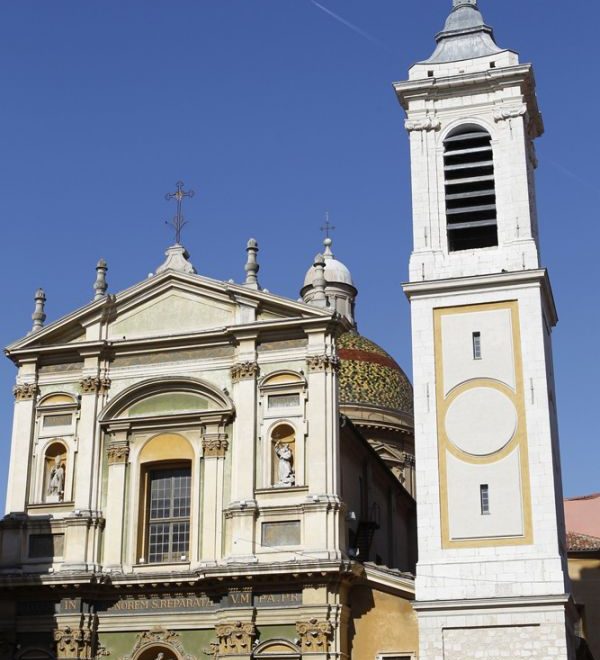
(444, 125), (498, 251)
(489, 61), (496, 68)
(480, 484), (490, 515)
(472, 332), (482, 360)
(427, 70), (434, 77)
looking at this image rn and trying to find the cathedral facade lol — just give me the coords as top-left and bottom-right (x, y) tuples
(0, 1), (579, 659)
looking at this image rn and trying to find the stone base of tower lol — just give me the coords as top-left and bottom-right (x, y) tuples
(415, 596), (576, 660)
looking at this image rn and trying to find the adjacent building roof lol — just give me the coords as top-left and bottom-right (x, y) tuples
(567, 531), (600, 553)
(565, 493), (600, 539)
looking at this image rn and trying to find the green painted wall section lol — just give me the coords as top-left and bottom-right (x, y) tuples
(98, 624), (297, 657)
(126, 392), (209, 417)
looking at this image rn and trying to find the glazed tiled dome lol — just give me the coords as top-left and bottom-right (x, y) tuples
(337, 332), (413, 415)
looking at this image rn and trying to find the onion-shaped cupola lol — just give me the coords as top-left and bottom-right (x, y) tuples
(301, 237), (357, 326)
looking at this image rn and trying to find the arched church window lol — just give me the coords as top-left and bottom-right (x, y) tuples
(144, 464), (192, 563)
(43, 442), (67, 503)
(271, 424), (296, 488)
(444, 124), (498, 251)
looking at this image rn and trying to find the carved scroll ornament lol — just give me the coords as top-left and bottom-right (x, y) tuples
(405, 115), (441, 132)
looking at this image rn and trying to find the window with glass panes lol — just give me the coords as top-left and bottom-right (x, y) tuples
(147, 467), (191, 563)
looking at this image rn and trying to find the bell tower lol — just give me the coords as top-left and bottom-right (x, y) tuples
(395, 2), (575, 658)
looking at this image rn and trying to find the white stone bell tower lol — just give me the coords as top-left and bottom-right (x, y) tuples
(395, 1), (575, 658)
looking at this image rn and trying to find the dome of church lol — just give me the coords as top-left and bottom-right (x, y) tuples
(337, 331), (413, 415)
(303, 238), (354, 288)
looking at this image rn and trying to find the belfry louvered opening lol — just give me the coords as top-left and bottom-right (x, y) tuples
(444, 125), (498, 251)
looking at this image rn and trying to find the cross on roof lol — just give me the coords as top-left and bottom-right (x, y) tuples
(165, 181), (195, 245)
(320, 212), (336, 239)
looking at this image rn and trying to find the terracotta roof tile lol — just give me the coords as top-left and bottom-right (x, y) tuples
(567, 531), (600, 552)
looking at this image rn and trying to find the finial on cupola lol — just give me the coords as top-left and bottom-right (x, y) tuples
(31, 288), (46, 333)
(94, 259), (108, 300)
(311, 254), (328, 307)
(453, 0), (477, 6)
(244, 239), (261, 290)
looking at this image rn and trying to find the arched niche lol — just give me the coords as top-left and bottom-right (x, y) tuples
(43, 441), (68, 503)
(271, 423), (296, 488)
(252, 639), (301, 658)
(133, 645), (181, 660)
(260, 370), (305, 387)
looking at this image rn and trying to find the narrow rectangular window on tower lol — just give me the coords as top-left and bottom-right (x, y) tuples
(472, 331), (482, 360)
(480, 484), (490, 515)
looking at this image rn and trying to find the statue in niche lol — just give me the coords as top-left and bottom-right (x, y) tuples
(275, 442), (295, 487)
(47, 454), (65, 502)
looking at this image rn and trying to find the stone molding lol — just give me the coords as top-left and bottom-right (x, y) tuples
(306, 355), (339, 373)
(107, 444), (130, 465)
(211, 621), (256, 656)
(202, 435), (229, 458)
(405, 115), (441, 132)
(230, 361), (259, 383)
(80, 376), (111, 395)
(295, 618), (333, 653)
(123, 626), (194, 660)
(493, 104), (527, 122)
(13, 383), (38, 400)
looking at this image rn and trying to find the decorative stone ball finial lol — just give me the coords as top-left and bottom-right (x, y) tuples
(31, 288), (46, 333)
(94, 258), (108, 300)
(453, 0), (477, 7)
(244, 238), (261, 290)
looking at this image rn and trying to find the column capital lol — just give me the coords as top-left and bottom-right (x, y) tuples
(202, 435), (229, 458)
(107, 443), (129, 465)
(306, 354), (339, 373)
(80, 376), (111, 395)
(213, 620), (256, 656)
(230, 361), (259, 383)
(13, 382), (38, 401)
(295, 618), (333, 653)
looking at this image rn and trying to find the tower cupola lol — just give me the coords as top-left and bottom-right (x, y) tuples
(301, 237), (357, 326)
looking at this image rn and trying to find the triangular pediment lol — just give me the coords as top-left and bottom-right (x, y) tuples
(7, 270), (332, 352)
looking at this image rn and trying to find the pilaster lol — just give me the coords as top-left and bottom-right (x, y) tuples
(102, 425), (130, 568)
(200, 428), (229, 563)
(5, 362), (38, 514)
(227, 337), (259, 562)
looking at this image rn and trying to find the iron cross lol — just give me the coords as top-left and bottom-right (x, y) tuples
(320, 212), (336, 239)
(165, 181), (195, 245)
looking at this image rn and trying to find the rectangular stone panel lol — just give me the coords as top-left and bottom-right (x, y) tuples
(261, 521), (301, 547)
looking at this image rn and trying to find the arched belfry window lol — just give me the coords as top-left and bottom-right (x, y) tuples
(444, 124), (498, 251)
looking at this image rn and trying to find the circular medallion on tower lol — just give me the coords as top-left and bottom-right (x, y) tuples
(445, 387), (517, 456)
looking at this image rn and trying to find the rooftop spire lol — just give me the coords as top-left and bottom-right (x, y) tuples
(420, 0), (503, 64)
(244, 238), (261, 289)
(31, 288), (46, 333)
(94, 259), (108, 300)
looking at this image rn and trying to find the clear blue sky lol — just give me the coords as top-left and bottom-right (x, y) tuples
(0, 1), (597, 509)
